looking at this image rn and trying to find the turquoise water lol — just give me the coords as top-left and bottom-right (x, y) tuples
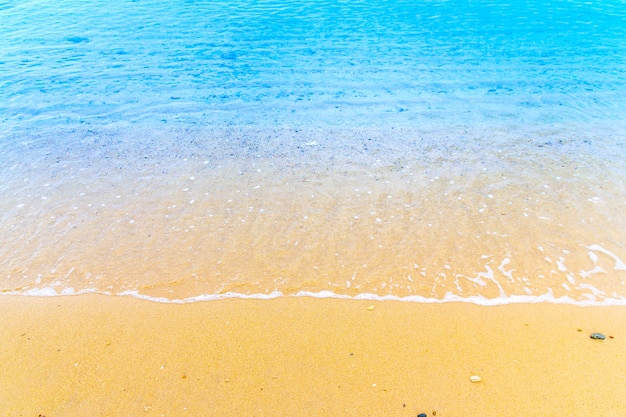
(1, 0), (626, 304)
(2, 0), (626, 133)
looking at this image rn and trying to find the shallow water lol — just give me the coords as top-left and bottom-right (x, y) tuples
(1, 0), (625, 304)
(2, 126), (625, 304)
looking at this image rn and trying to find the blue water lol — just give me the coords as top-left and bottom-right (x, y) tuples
(2, 0), (626, 304)
(2, 0), (626, 134)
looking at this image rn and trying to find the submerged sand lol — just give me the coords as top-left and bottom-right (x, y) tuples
(1, 294), (625, 416)
(2, 127), (625, 302)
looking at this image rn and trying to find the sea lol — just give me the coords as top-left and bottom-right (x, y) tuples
(1, 0), (625, 305)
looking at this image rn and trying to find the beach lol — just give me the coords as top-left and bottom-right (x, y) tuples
(2, 1), (626, 415)
(2, 127), (625, 416)
(1, 294), (625, 416)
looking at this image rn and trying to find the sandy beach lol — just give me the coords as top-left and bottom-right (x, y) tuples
(3, 0), (626, 415)
(1, 294), (625, 416)
(2, 129), (624, 417)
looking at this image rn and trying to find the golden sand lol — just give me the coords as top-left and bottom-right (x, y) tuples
(1, 294), (625, 416)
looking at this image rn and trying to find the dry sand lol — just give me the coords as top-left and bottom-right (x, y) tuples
(1, 294), (625, 416)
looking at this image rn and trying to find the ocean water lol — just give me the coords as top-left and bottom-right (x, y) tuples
(1, 0), (625, 304)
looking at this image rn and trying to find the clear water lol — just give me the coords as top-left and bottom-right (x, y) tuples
(2, 0), (626, 132)
(1, 0), (625, 304)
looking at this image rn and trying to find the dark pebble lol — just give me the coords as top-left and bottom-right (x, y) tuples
(590, 333), (606, 340)
(417, 414), (427, 417)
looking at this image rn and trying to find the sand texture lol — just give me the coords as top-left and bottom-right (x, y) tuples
(1, 294), (625, 416)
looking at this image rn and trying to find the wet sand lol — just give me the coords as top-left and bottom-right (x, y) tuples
(1, 294), (625, 416)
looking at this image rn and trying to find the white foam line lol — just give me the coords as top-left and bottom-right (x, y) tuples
(5, 287), (626, 306)
(114, 290), (288, 304)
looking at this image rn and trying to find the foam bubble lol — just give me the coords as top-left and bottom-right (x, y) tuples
(586, 244), (626, 271)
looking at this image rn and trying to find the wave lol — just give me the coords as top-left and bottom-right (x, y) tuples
(6, 287), (626, 307)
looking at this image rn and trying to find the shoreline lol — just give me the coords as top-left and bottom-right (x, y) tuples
(8, 289), (626, 306)
(2, 294), (625, 416)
